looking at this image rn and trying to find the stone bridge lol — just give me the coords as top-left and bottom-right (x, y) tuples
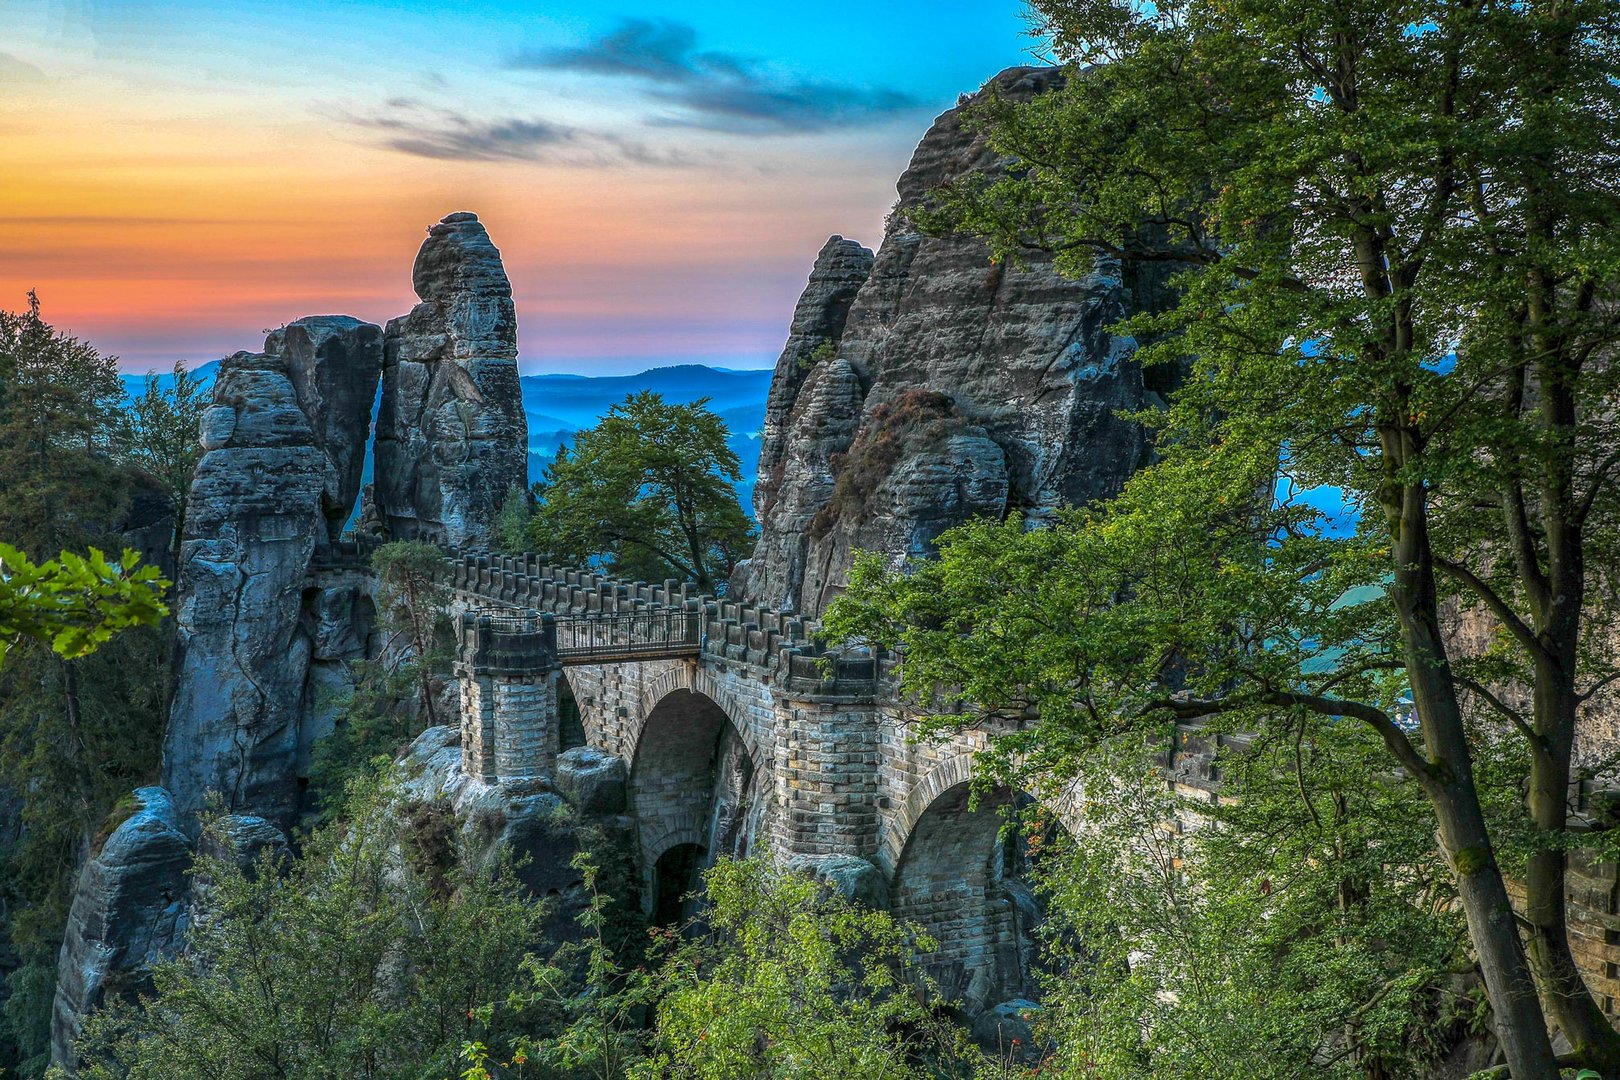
(430, 547), (1227, 1012)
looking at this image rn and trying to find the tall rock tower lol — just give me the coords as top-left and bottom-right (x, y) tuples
(738, 67), (1175, 617)
(161, 319), (383, 826)
(375, 212), (528, 548)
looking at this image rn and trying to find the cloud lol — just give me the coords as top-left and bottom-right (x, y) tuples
(341, 100), (692, 166)
(0, 53), (48, 84)
(510, 18), (920, 134)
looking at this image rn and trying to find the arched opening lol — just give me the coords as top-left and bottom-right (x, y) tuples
(892, 782), (1058, 1018)
(629, 689), (762, 924)
(556, 676), (586, 752)
(652, 842), (707, 928)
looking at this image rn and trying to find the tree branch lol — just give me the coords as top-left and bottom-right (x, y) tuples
(1433, 555), (1550, 661)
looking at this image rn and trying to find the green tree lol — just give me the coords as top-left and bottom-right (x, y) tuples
(464, 855), (971, 1080)
(527, 393), (754, 593)
(371, 539), (452, 729)
(0, 291), (125, 552)
(1007, 733), (1471, 1080)
(632, 857), (956, 1080)
(0, 544), (167, 667)
(0, 297), (174, 1077)
(117, 362), (209, 565)
(835, 0), (1620, 1072)
(69, 772), (546, 1080)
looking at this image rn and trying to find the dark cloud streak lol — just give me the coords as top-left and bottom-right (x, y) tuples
(510, 18), (920, 134)
(341, 101), (693, 165)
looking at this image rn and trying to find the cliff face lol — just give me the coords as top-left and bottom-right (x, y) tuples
(162, 318), (383, 828)
(755, 236), (875, 520)
(55, 216), (534, 1069)
(375, 212), (528, 548)
(739, 66), (1164, 617)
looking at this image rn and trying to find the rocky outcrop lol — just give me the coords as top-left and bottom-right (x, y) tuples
(50, 789), (192, 1073)
(162, 348), (335, 826)
(162, 316), (384, 828)
(557, 746), (628, 816)
(755, 236), (874, 520)
(399, 726), (640, 941)
(375, 212), (528, 548)
(740, 66), (1169, 617)
(264, 316), (384, 543)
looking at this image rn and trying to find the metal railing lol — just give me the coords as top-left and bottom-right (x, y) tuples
(551, 609), (701, 665)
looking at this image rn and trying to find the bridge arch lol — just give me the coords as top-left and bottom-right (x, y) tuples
(885, 759), (1069, 1016)
(627, 673), (767, 922)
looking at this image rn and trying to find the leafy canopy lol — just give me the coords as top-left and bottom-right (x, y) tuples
(833, 0), (1620, 1071)
(0, 544), (168, 667)
(527, 392), (754, 593)
(70, 772), (546, 1080)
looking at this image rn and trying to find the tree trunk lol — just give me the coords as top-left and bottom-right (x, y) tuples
(1523, 661), (1620, 1075)
(1385, 466), (1561, 1078)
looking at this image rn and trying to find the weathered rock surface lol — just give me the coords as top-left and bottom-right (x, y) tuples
(399, 726), (640, 935)
(50, 788), (191, 1072)
(162, 320), (383, 829)
(557, 746), (628, 816)
(264, 316), (385, 543)
(755, 236), (874, 520)
(741, 66), (1170, 617)
(162, 349), (334, 827)
(376, 212), (528, 547)
(788, 854), (890, 909)
(970, 999), (1041, 1056)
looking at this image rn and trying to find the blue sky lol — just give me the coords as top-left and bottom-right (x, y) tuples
(4, 0), (1049, 373)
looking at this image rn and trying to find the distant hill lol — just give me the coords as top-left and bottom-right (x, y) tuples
(122, 361), (772, 514)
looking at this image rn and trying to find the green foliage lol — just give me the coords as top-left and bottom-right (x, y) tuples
(306, 658), (425, 820)
(633, 857), (956, 1079)
(457, 855), (984, 1080)
(1023, 736), (1466, 1080)
(796, 340), (838, 373)
(116, 361), (208, 561)
(844, 0), (1620, 1068)
(0, 295), (174, 1077)
(526, 392), (754, 593)
(72, 771), (547, 1080)
(0, 291), (127, 548)
(371, 539), (453, 729)
(495, 484), (535, 556)
(0, 544), (167, 667)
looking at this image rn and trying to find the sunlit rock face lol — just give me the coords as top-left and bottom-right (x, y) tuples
(375, 212), (528, 548)
(740, 66), (1171, 618)
(755, 235), (875, 521)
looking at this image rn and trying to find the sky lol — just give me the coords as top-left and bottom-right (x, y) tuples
(1, 0), (1048, 374)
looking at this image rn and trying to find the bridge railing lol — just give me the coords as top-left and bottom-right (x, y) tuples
(551, 610), (700, 664)
(444, 547), (891, 695)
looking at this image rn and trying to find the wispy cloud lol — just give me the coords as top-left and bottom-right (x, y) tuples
(340, 100), (693, 165)
(0, 52), (48, 84)
(510, 18), (920, 134)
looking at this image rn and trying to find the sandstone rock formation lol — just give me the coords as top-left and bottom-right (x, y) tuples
(376, 212), (528, 548)
(740, 66), (1171, 617)
(264, 316), (384, 542)
(163, 317), (384, 828)
(399, 726), (640, 941)
(755, 236), (874, 520)
(50, 788), (192, 1072)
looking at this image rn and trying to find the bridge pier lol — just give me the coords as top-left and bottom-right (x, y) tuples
(773, 697), (881, 859)
(456, 610), (560, 783)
